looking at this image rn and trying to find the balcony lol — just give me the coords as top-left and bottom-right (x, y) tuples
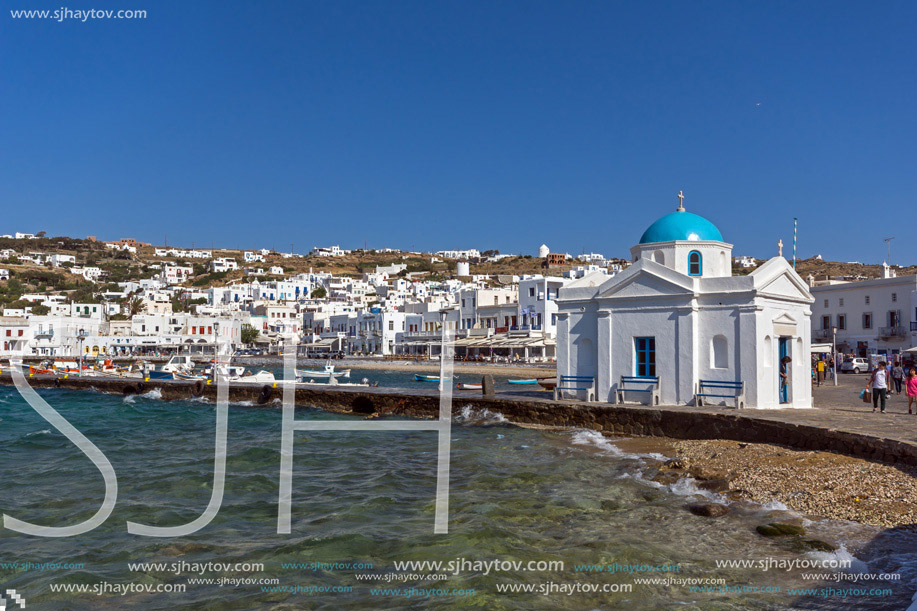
(879, 326), (907, 339)
(812, 329), (832, 340)
(34, 329), (54, 338)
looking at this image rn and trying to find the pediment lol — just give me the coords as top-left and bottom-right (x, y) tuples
(597, 267), (694, 300)
(758, 272), (812, 300)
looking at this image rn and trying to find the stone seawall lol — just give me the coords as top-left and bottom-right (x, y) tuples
(2, 371), (916, 467)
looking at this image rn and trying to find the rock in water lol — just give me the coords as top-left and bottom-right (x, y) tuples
(686, 503), (730, 517)
(756, 522), (806, 537)
(663, 457), (688, 469)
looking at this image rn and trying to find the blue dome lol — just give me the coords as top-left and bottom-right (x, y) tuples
(638, 210), (724, 244)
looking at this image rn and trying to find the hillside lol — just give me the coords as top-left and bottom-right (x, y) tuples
(1, 235), (914, 309)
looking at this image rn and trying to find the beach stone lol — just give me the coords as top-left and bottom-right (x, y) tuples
(651, 471), (682, 486)
(756, 523), (806, 537)
(696, 478), (731, 493)
(642, 490), (663, 502)
(600, 499), (624, 512)
(686, 502), (730, 518)
(794, 539), (838, 553)
(663, 457), (688, 469)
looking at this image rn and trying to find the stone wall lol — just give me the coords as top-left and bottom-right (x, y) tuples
(2, 372), (916, 467)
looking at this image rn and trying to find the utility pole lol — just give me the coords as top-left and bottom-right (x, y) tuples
(884, 237), (895, 264)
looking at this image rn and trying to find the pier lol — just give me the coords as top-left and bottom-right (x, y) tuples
(2, 371), (916, 468)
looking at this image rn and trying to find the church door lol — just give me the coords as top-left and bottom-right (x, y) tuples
(778, 337), (789, 403)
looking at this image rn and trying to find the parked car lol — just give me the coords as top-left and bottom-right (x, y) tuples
(841, 358), (870, 374)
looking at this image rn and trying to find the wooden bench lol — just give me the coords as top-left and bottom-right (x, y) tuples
(696, 379), (745, 409)
(554, 375), (596, 402)
(615, 375), (660, 405)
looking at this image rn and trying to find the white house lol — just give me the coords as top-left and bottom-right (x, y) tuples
(162, 265), (193, 285)
(734, 256), (758, 268)
(211, 257), (239, 273)
(810, 273), (917, 358)
(0, 268), (9, 281)
(50, 254), (76, 267)
(14, 232), (35, 240)
(244, 251), (265, 263)
(556, 194), (814, 409)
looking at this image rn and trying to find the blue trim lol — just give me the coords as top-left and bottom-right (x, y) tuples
(634, 337), (656, 377)
(688, 250), (702, 276)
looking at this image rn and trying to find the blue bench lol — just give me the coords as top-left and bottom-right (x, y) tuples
(616, 376), (660, 405)
(554, 375), (596, 402)
(696, 380), (745, 409)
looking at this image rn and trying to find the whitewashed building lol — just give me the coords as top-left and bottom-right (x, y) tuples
(556, 195), (814, 409)
(810, 273), (917, 358)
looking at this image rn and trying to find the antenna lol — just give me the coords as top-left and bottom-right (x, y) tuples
(884, 237), (895, 265)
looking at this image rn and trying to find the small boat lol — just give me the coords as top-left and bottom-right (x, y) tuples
(224, 369), (277, 384)
(537, 377), (557, 391)
(145, 370), (174, 380)
(507, 379), (538, 385)
(415, 374), (446, 382)
(456, 382), (482, 390)
(295, 362), (351, 380)
(29, 361), (55, 375)
(173, 371), (206, 381)
(53, 360), (82, 374)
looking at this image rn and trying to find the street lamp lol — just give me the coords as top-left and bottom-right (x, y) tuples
(832, 326), (838, 386)
(78, 328), (86, 377)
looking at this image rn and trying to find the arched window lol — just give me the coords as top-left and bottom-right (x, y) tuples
(653, 250), (665, 265)
(711, 335), (728, 368)
(688, 250), (702, 276)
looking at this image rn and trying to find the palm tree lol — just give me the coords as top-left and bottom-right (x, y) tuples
(127, 296), (145, 316)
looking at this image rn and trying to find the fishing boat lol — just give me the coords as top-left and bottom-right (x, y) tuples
(536, 377), (557, 391)
(173, 371), (206, 381)
(414, 373), (444, 382)
(29, 361), (55, 375)
(507, 378), (537, 385)
(295, 361), (351, 380)
(456, 382), (482, 390)
(145, 370), (174, 380)
(218, 368), (277, 384)
(53, 360), (82, 374)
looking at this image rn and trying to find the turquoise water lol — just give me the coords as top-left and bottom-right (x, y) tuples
(1, 385), (916, 610)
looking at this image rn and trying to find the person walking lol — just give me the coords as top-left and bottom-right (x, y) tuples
(892, 361), (905, 395)
(868, 361), (889, 413)
(907, 368), (917, 414)
(828, 355), (835, 381)
(816, 357), (826, 387)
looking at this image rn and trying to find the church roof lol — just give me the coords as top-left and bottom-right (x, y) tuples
(638, 209), (724, 244)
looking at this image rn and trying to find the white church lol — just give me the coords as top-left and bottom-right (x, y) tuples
(555, 192), (814, 409)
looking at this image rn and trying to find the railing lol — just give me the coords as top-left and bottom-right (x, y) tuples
(879, 325), (907, 339)
(812, 329), (832, 340)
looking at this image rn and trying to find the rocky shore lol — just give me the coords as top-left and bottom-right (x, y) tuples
(614, 437), (917, 530)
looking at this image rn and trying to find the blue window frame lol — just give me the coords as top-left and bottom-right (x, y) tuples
(635, 337), (656, 377)
(688, 250), (702, 276)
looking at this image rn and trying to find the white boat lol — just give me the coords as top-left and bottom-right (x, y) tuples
(215, 366), (276, 384)
(295, 362), (351, 380)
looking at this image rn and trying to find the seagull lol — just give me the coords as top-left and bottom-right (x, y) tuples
(755, 102), (761, 107)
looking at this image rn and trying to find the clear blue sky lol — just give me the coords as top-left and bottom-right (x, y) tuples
(2, 1), (915, 263)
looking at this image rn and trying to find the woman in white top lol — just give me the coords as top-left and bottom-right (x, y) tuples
(868, 361), (889, 413)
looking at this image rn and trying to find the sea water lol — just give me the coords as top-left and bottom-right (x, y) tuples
(0, 385), (915, 609)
